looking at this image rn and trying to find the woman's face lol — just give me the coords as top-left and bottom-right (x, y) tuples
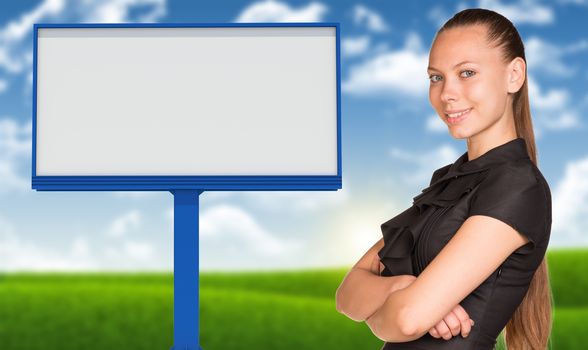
(427, 24), (521, 140)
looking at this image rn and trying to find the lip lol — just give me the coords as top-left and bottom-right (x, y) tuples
(445, 107), (471, 114)
(445, 108), (472, 124)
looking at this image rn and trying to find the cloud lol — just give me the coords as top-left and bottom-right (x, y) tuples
(527, 75), (582, 131)
(122, 240), (154, 260)
(0, 0), (167, 81)
(476, 0), (554, 25)
(0, 79), (7, 93)
(0, 212), (167, 271)
(429, 1), (554, 28)
(342, 32), (429, 97)
(0, 0), (65, 74)
(199, 204), (300, 256)
(79, 0), (167, 23)
(352, 5), (389, 33)
(0, 216), (98, 271)
(201, 178), (349, 213)
(0, 0), (64, 43)
(0, 118), (32, 193)
(526, 37), (588, 78)
(389, 144), (460, 185)
(551, 155), (588, 246)
(556, 0), (587, 5)
(427, 5), (452, 27)
(235, 0), (327, 22)
(425, 113), (447, 133)
(107, 209), (142, 237)
(341, 35), (371, 57)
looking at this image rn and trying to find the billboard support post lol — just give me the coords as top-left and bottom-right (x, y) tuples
(171, 189), (204, 350)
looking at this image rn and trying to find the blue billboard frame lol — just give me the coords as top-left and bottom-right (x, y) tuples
(31, 22), (342, 191)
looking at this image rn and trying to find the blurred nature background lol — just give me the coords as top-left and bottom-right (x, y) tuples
(1, 0), (587, 349)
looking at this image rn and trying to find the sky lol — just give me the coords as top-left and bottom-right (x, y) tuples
(1, 0), (588, 272)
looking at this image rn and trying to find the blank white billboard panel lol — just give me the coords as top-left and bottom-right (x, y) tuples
(34, 26), (339, 182)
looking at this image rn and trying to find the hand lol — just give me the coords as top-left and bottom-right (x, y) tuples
(428, 304), (474, 340)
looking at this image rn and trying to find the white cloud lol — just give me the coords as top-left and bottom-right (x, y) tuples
(557, 0), (587, 5)
(426, 113), (447, 133)
(477, 0), (554, 25)
(527, 76), (569, 110)
(0, 79), (7, 93)
(108, 210), (142, 237)
(235, 0), (327, 22)
(527, 75), (581, 131)
(342, 32), (429, 97)
(0, 0), (167, 79)
(352, 5), (389, 32)
(0, 0), (65, 73)
(113, 191), (160, 199)
(0, 118), (32, 193)
(199, 178), (349, 213)
(427, 5), (451, 27)
(389, 144), (460, 185)
(551, 156), (588, 246)
(0, 216), (98, 271)
(71, 236), (90, 258)
(342, 36), (371, 57)
(403, 31), (424, 53)
(429, 1), (554, 28)
(122, 240), (154, 260)
(242, 186), (349, 212)
(199, 204), (300, 256)
(0, 0), (65, 43)
(0, 214), (167, 271)
(80, 0), (167, 23)
(526, 37), (588, 78)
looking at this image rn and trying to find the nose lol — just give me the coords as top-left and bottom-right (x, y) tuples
(439, 77), (459, 104)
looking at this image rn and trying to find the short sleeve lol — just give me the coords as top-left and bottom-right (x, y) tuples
(469, 163), (549, 255)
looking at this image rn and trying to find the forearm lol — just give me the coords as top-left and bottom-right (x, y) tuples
(335, 267), (400, 322)
(365, 288), (423, 342)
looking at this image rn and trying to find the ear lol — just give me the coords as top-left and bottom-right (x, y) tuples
(507, 57), (526, 94)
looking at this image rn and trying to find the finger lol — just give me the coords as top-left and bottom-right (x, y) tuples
(459, 315), (472, 338)
(429, 327), (440, 338)
(452, 304), (470, 322)
(452, 305), (472, 337)
(435, 321), (452, 340)
(444, 311), (461, 337)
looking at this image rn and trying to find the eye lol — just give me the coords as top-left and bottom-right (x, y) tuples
(428, 74), (442, 83)
(461, 70), (476, 78)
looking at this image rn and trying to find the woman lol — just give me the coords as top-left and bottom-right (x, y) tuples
(335, 8), (552, 350)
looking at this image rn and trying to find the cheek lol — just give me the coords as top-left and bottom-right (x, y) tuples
(429, 87), (443, 113)
(465, 81), (486, 104)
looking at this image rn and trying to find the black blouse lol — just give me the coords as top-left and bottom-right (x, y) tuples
(377, 138), (552, 350)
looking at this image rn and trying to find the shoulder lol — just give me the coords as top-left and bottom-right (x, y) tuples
(470, 159), (552, 255)
(477, 158), (550, 199)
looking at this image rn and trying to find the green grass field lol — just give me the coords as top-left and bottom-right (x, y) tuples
(1, 249), (587, 350)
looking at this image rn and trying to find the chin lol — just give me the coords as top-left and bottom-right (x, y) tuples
(448, 127), (472, 140)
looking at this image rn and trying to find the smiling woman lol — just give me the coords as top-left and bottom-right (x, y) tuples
(336, 8), (553, 350)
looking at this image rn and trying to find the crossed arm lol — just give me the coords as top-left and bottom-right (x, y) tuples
(336, 214), (529, 343)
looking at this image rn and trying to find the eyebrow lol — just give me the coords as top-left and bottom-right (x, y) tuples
(427, 60), (477, 72)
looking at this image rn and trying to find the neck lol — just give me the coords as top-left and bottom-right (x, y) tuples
(466, 117), (517, 161)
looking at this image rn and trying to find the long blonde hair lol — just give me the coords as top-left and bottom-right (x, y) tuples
(436, 8), (553, 349)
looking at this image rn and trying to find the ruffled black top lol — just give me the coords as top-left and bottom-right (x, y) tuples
(377, 138), (552, 350)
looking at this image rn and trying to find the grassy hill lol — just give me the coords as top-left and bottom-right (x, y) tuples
(0, 249), (586, 349)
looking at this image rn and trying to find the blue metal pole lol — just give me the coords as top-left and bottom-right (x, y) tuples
(171, 190), (204, 350)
